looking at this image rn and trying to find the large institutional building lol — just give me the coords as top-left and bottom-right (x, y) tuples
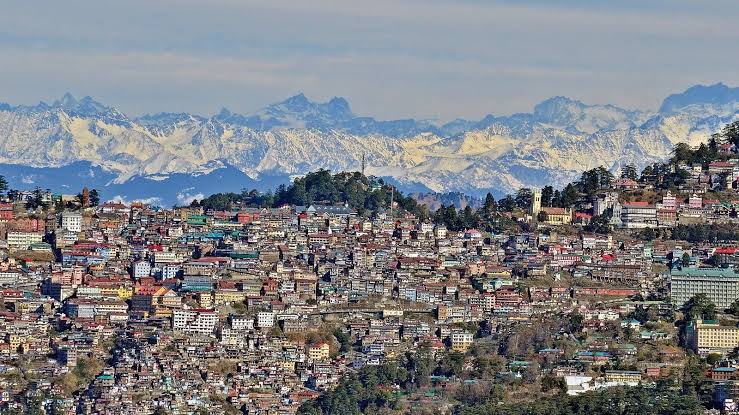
(686, 320), (739, 355)
(670, 268), (739, 309)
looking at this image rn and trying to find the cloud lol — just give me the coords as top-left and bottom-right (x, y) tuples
(109, 195), (163, 206)
(176, 191), (205, 206)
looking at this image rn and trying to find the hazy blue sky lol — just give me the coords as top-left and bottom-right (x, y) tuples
(1, 0), (738, 121)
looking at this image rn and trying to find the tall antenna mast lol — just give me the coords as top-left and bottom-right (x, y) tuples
(361, 153), (366, 176)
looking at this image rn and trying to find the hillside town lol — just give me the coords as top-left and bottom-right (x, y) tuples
(1, 131), (739, 414)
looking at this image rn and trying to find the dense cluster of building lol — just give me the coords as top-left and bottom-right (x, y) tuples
(1, 163), (739, 413)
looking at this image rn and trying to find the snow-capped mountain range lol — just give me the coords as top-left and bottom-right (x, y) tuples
(0, 83), (737, 205)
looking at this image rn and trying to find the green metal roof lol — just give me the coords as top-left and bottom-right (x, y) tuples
(671, 267), (739, 278)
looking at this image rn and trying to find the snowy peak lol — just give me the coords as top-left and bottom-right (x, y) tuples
(534, 96), (585, 120)
(136, 112), (207, 135)
(279, 93), (312, 112)
(54, 92), (79, 109)
(44, 92), (132, 127)
(256, 93), (355, 128)
(0, 82), (737, 204)
(327, 96), (351, 115)
(659, 82), (739, 114)
(52, 93), (110, 116)
(209, 93), (436, 137)
(533, 96), (643, 133)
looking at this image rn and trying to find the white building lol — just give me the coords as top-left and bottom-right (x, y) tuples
(418, 222), (434, 235)
(434, 225), (448, 239)
(132, 261), (151, 279)
(565, 376), (594, 396)
(153, 251), (180, 265)
(256, 311), (275, 328)
(60, 211), (82, 233)
(689, 194), (703, 209)
(0, 272), (19, 286)
(230, 315), (255, 331)
(172, 309), (217, 334)
(670, 268), (739, 309)
(620, 203), (657, 229)
(593, 192), (619, 217)
(161, 264), (180, 279)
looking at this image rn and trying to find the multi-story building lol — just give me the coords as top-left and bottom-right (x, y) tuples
(686, 320), (739, 355)
(450, 330), (473, 352)
(132, 261), (151, 279)
(0, 203), (14, 221)
(160, 264), (180, 279)
(153, 251), (180, 265)
(230, 315), (254, 331)
(57, 346), (77, 367)
(670, 268), (739, 309)
(172, 308), (217, 334)
(661, 191), (677, 210)
(307, 342), (330, 361)
(530, 189), (542, 216)
(620, 202), (657, 228)
(593, 192), (619, 217)
(60, 211), (82, 233)
(7, 231), (43, 250)
(256, 311), (275, 328)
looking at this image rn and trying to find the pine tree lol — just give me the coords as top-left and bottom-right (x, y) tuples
(540, 185), (553, 207)
(89, 189), (100, 206)
(514, 188), (532, 209)
(621, 164), (638, 180)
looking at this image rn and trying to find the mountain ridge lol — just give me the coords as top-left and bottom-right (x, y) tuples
(0, 84), (736, 205)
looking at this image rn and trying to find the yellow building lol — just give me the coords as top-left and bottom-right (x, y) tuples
(451, 331), (473, 352)
(436, 305), (449, 321)
(308, 342), (330, 361)
(687, 320), (739, 355)
(7, 334), (25, 353)
(151, 287), (181, 317)
(198, 292), (213, 308)
(214, 289), (246, 306)
(117, 285), (133, 300)
(540, 207), (573, 225)
(96, 285), (133, 300)
(153, 287), (181, 307)
(154, 306), (174, 318)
